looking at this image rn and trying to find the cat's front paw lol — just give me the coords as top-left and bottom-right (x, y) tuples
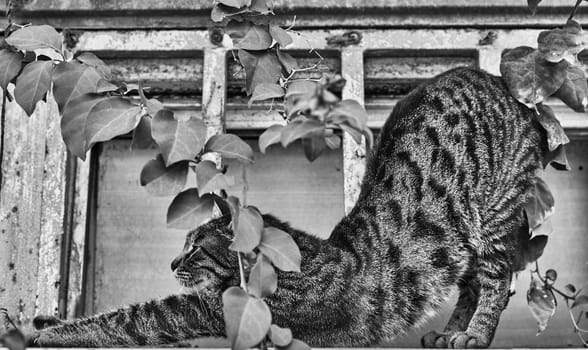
(421, 330), (451, 348)
(448, 331), (490, 348)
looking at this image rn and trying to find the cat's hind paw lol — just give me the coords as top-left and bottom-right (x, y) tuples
(420, 330), (450, 348)
(448, 331), (490, 348)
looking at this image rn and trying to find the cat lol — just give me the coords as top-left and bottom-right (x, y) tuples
(0, 67), (546, 348)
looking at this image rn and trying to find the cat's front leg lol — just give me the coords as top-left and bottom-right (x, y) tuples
(30, 293), (225, 347)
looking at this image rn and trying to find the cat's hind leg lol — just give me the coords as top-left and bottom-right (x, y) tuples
(421, 275), (480, 348)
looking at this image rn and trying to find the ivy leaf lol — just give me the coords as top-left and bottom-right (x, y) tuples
(285, 80), (318, 117)
(167, 188), (215, 229)
(281, 119), (325, 147)
(0, 328), (26, 350)
(195, 160), (235, 194)
(500, 46), (568, 109)
(146, 98), (164, 117)
(204, 134), (254, 163)
(96, 79), (118, 93)
(236, 25), (273, 50)
(527, 277), (557, 335)
(270, 25), (293, 47)
(222, 286), (272, 350)
(277, 49), (298, 74)
(277, 338), (311, 350)
(527, 0), (542, 15)
(536, 104), (570, 151)
(14, 60), (54, 116)
(151, 109), (207, 166)
(84, 97), (142, 150)
(131, 116), (155, 149)
(565, 284), (577, 295)
(75, 52), (112, 78)
(229, 206), (263, 252)
(247, 253), (278, 298)
(0, 49), (23, 90)
(258, 227), (301, 272)
(217, 0), (249, 8)
(572, 295), (588, 309)
(249, 83), (285, 107)
(527, 235), (549, 262)
(6, 25), (62, 53)
(61, 93), (107, 159)
(259, 124), (284, 153)
(543, 144), (571, 171)
(52, 62), (102, 113)
(325, 134), (341, 150)
(211, 3), (248, 22)
(524, 177), (555, 233)
(238, 49), (282, 95)
(269, 325), (293, 347)
(537, 19), (588, 65)
(326, 99), (368, 130)
(140, 154), (188, 197)
(250, 0), (273, 13)
(227, 196), (241, 227)
(553, 65), (588, 112)
(302, 136), (326, 162)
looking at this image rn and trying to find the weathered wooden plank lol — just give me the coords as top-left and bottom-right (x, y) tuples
(202, 48), (228, 137)
(0, 92), (64, 329)
(340, 47), (366, 214)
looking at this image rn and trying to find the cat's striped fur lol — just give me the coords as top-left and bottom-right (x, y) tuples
(7, 67), (545, 348)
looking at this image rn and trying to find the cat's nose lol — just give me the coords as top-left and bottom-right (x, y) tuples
(171, 256), (182, 271)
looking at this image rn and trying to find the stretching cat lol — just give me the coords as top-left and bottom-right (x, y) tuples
(1, 67), (545, 348)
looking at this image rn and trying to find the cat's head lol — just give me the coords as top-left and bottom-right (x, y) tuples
(171, 215), (240, 295)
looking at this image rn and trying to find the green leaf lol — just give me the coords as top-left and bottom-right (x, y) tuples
(269, 325), (293, 347)
(52, 62), (102, 113)
(545, 269), (558, 283)
(211, 3), (248, 22)
(249, 83), (285, 107)
(258, 227), (301, 272)
(543, 144), (571, 170)
(572, 295), (588, 309)
(6, 25), (62, 53)
(205, 133), (254, 163)
(524, 177), (555, 232)
(61, 93), (107, 159)
(0, 49), (23, 90)
(218, 0), (249, 8)
(75, 52), (111, 78)
(565, 284), (577, 295)
(222, 286), (272, 350)
(131, 115), (155, 149)
(230, 206), (263, 252)
(527, 0), (542, 15)
(302, 136), (326, 162)
(325, 134), (341, 150)
(151, 109), (207, 166)
(167, 188), (215, 229)
(250, 0), (273, 13)
(281, 119), (325, 147)
(270, 25), (293, 47)
(326, 99), (368, 130)
(0, 327), (26, 350)
(285, 80), (318, 98)
(238, 49), (282, 95)
(277, 50), (298, 74)
(140, 154), (188, 197)
(146, 98), (164, 117)
(537, 19), (588, 65)
(527, 235), (548, 261)
(536, 104), (570, 151)
(84, 97), (142, 150)
(96, 79), (118, 93)
(276, 338), (311, 350)
(14, 60), (54, 116)
(196, 160), (235, 194)
(247, 253), (278, 298)
(227, 195), (241, 225)
(236, 25), (273, 50)
(259, 124), (284, 153)
(527, 277), (556, 335)
(554, 65), (588, 112)
(500, 46), (568, 109)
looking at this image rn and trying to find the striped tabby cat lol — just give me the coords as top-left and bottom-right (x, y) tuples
(4, 67), (545, 348)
